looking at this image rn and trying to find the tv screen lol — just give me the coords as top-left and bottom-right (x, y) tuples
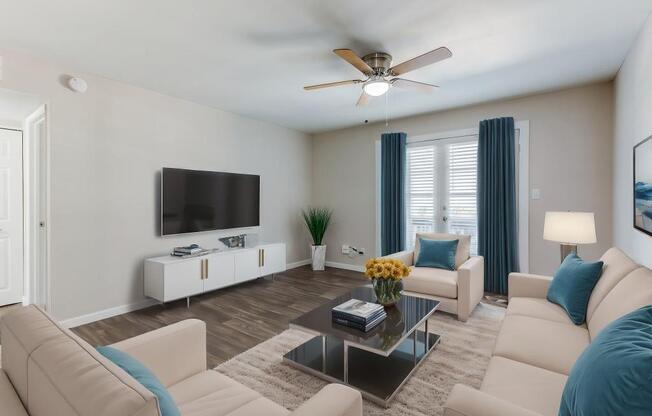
(161, 168), (260, 235)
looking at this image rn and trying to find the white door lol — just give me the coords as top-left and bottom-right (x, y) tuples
(234, 249), (260, 283)
(0, 128), (24, 306)
(204, 253), (235, 291)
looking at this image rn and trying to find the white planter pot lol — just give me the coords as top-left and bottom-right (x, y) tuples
(311, 245), (326, 271)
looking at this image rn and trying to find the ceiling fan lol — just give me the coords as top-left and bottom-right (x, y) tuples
(304, 46), (452, 106)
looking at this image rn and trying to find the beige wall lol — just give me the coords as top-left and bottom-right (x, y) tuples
(0, 50), (312, 321)
(312, 83), (614, 276)
(613, 15), (652, 269)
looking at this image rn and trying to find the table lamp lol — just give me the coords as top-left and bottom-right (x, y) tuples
(543, 211), (597, 262)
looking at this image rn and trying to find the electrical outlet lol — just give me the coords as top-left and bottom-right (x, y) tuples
(342, 244), (350, 254)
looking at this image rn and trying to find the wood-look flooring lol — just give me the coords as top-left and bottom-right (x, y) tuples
(73, 266), (366, 368)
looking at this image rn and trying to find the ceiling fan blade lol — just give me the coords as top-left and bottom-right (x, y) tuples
(356, 91), (371, 106)
(391, 78), (439, 94)
(304, 79), (362, 91)
(390, 47), (452, 76)
(333, 49), (374, 75)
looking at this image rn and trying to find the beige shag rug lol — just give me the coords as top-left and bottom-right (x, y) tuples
(215, 303), (505, 415)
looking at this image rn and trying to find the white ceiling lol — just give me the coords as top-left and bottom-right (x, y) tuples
(0, 0), (650, 133)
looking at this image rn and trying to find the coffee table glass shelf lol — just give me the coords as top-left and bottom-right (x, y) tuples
(283, 287), (440, 407)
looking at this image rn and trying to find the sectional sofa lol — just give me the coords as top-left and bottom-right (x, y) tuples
(443, 247), (652, 416)
(0, 305), (363, 416)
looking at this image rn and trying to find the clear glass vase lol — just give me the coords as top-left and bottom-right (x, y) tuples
(372, 278), (403, 307)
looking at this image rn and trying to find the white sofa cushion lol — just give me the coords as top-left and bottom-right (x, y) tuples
(168, 370), (289, 416)
(414, 232), (471, 269)
(481, 357), (567, 416)
(493, 315), (590, 375)
(588, 267), (652, 339)
(403, 266), (458, 298)
(506, 297), (576, 325)
(585, 248), (639, 322)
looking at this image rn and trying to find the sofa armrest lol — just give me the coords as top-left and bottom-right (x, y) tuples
(110, 319), (206, 387)
(381, 250), (414, 266)
(457, 256), (484, 321)
(508, 272), (554, 301)
(290, 384), (362, 416)
(444, 384), (542, 416)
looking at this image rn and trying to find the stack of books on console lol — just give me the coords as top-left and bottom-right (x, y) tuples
(172, 244), (203, 257)
(331, 299), (386, 332)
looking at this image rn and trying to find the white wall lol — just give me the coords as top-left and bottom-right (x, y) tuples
(0, 50), (312, 321)
(312, 83), (614, 276)
(613, 15), (652, 268)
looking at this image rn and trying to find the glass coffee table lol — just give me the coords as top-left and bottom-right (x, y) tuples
(283, 286), (440, 407)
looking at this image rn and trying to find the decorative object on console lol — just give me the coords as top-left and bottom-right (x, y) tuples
(364, 258), (410, 307)
(544, 211), (597, 262)
(546, 252), (604, 325)
(634, 135), (652, 236)
(171, 244), (202, 256)
(302, 207), (332, 271)
(219, 234), (246, 248)
(331, 299), (386, 332)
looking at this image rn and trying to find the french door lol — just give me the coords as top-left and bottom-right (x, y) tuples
(405, 136), (479, 254)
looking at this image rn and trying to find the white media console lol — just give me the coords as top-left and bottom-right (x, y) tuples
(144, 243), (286, 306)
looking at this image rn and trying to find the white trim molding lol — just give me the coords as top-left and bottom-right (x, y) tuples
(61, 298), (158, 328)
(287, 259), (311, 269)
(325, 261), (365, 272)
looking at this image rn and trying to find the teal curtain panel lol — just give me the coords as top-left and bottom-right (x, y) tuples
(381, 132), (407, 255)
(478, 117), (519, 294)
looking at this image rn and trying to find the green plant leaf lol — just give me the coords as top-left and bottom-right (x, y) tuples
(301, 207), (332, 246)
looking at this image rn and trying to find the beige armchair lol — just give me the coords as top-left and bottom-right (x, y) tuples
(385, 233), (484, 321)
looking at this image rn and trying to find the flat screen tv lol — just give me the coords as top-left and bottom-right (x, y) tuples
(161, 168), (260, 236)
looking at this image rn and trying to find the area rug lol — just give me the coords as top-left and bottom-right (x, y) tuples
(215, 303), (505, 415)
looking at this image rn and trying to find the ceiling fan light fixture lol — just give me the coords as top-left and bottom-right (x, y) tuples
(363, 79), (390, 96)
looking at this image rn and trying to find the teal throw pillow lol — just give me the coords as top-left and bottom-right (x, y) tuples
(559, 305), (652, 416)
(97, 346), (180, 416)
(546, 253), (603, 325)
(415, 238), (458, 270)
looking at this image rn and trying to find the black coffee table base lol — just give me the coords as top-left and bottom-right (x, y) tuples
(283, 328), (441, 407)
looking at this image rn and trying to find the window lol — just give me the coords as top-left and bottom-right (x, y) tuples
(405, 136), (479, 254)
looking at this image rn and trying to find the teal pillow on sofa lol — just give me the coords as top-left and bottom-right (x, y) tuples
(547, 253), (603, 325)
(415, 238), (458, 270)
(97, 346), (180, 416)
(559, 305), (652, 416)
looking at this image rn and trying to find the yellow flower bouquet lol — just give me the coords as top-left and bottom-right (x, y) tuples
(364, 258), (410, 307)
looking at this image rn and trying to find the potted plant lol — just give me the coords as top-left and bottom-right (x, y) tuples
(364, 258), (411, 307)
(302, 207), (332, 271)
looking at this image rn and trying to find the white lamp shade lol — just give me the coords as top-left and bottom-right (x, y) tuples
(543, 212), (597, 244)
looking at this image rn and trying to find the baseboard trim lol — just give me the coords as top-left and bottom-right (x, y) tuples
(61, 298), (159, 328)
(325, 261), (365, 272)
(287, 259), (311, 269)
(60, 259), (359, 328)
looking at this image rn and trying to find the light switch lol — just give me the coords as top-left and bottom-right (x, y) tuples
(531, 189), (541, 200)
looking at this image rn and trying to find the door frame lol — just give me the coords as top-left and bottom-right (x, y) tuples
(374, 121), (530, 272)
(22, 105), (51, 311)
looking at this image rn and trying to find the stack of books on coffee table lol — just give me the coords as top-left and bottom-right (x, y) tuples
(331, 299), (386, 332)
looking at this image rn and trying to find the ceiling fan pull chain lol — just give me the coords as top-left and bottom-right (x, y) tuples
(385, 90), (389, 127)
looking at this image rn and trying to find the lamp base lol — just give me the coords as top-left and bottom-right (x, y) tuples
(560, 244), (578, 262)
